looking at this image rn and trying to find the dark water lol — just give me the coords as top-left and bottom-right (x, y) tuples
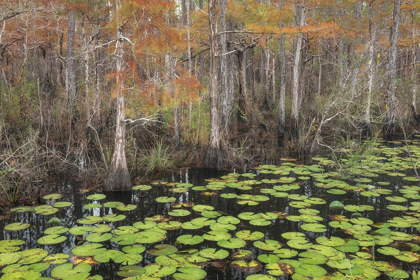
(2, 147), (420, 279)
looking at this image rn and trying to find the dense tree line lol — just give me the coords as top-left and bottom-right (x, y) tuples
(0, 0), (419, 190)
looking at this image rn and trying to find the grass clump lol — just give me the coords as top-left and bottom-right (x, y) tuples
(139, 140), (174, 175)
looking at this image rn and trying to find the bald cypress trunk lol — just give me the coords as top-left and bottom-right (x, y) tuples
(104, 0), (131, 191)
(362, 1), (376, 137)
(290, 0), (305, 139)
(278, 0), (286, 137)
(204, 0), (225, 168)
(67, 10), (76, 112)
(384, 0), (401, 138)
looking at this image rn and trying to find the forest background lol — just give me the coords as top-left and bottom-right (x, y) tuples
(0, 0), (419, 196)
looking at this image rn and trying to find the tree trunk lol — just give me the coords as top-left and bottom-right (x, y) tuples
(290, 0), (305, 139)
(237, 50), (248, 121)
(105, 1), (131, 191)
(411, 10), (419, 121)
(362, 2), (376, 137)
(384, 0), (401, 137)
(82, 16), (90, 127)
(166, 54), (180, 148)
(204, 0), (225, 168)
(220, 0), (234, 135)
(278, 0), (286, 137)
(67, 10), (76, 112)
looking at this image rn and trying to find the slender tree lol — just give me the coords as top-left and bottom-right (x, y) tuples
(290, 0), (305, 139)
(278, 0), (287, 138)
(384, 0), (401, 137)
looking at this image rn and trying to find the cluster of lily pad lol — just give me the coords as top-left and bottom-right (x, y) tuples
(2, 140), (420, 279)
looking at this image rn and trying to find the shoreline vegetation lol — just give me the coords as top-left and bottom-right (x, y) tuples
(0, 0), (419, 202)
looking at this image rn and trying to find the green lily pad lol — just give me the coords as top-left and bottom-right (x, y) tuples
(4, 223), (30, 232)
(53, 201), (72, 208)
(116, 204), (137, 211)
(71, 243), (106, 257)
(203, 230), (231, 241)
(144, 264), (177, 277)
(114, 253), (143, 265)
(103, 214), (126, 222)
(148, 244), (178, 256)
(122, 245), (146, 254)
(38, 234), (67, 245)
(257, 254), (280, 264)
(43, 253), (69, 264)
(103, 201), (124, 208)
(86, 194), (106, 200)
(136, 230), (167, 244)
(199, 248), (229, 260)
(0, 240), (25, 253)
(133, 184), (152, 191)
(156, 196), (176, 203)
(133, 221), (157, 230)
(295, 264), (327, 277)
(117, 265), (146, 277)
(51, 263), (91, 279)
(217, 238), (246, 249)
(177, 235), (204, 245)
(377, 246), (400, 256)
(34, 205), (58, 215)
(236, 230), (264, 241)
(0, 252), (22, 266)
(254, 240), (281, 251)
(329, 200), (345, 210)
(274, 249), (298, 258)
(168, 209), (191, 217)
(93, 249), (124, 263)
(46, 217), (62, 225)
(192, 204), (214, 212)
(19, 249), (49, 264)
(77, 216), (104, 225)
(44, 226), (68, 235)
(173, 267), (207, 280)
(300, 223), (327, 233)
(85, 232), (112, 242)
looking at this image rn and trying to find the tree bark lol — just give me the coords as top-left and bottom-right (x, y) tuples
(290, 0), (305, 139)
(384, 0), (401, 138)
(104, 0), (131, 191)
(67, 10), (76, 112)
(166, 54), (180, 148)
(82, 16), (90, 127)
(278, 0), (286, 137)
(204, 0), (225, 168)
(411, 10), (419, 121)
(237, 50), (248, 121)
(362, 1), (377, 137)
(220, 0), (234, 135)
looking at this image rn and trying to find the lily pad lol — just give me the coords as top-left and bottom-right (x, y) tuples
(173, 267), (207, 280)
(217, 238), (246, 249)
(199, 248), (229, 260)
(51, 263), (91, 279)
(4, 223), (30, 232)
(148, 244), (178, 256)
(117, 265), (146, 277)
(38, 234), (67, 245)
(86, 194), (106, 200)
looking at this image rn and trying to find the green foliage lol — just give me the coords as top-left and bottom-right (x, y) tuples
(139, 139), (175, 175)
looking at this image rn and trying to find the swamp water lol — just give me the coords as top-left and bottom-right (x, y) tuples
(2, 140), (420, 279)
